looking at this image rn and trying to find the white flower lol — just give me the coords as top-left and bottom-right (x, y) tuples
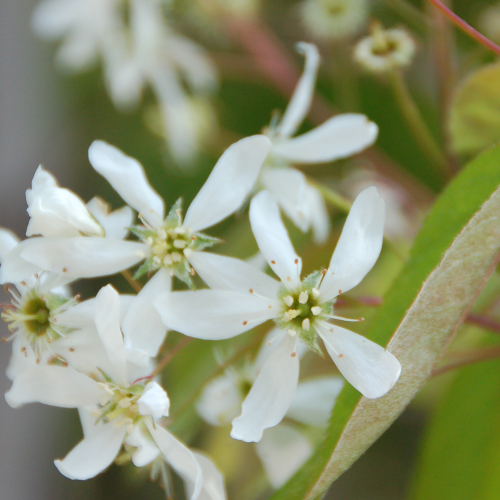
(154, 187), (401, 441)
(18, 136), (271, 290)
(258, 43), (379, 244)
(5, 285), (225, 499)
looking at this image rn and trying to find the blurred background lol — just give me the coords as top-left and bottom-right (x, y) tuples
(2, 0), (500, 499)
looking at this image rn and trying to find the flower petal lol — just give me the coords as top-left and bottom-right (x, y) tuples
(255, 424), (313, 489)
(146, 421), (203, 500)
(0, 238), (44, 284)
(5, 366), (102, 408)
(94, 285), (127, 386)
(249, 191), (302, 290)
(278, 42), (320, 139)
(286, 376), (344, 427)
(320, 186), (385, 301)
(273, 114), (378, 164)
(0, 228), (19, 263)
(317, 322), (401, 399)
(88, 140), (165, 225)
(183, 135), (271, 232)
(189, 252), (280, 299)
(125, 427), (160, 467)
(54, 421), (127, 480)
(20, 237), (149, 278)
(87, 197), (135, 240)
(78, 407), (101, 438)
(260, 167), (310, 232)
(122, 268), (170, 357)
(231, 333), (299, 443)
(304, 184), (330, 245)
(155, 290), (277, 340)
(187, 452), (226, 500)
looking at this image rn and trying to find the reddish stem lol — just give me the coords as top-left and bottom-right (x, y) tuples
(432, 346), (500, 377)
(149, 336), (193, 379)
(465, 313), (500, 334)
(428, 0), (500, 56)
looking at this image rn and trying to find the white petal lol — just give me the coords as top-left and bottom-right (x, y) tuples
(231, 333), (299, 442)
(278, 43), (320, 139)
(187, 452), (226, 500)
(286, 376), (344, 427)
(273, 114), (378, 164)
(249, 191), (302, 290)
(154, 290), (277, 340)
(183, 135), (272, 232)
(54, 422), (127, 480)
(252, 328), (287, 374)
(94, 285), (127, 386)
(189, 252), (280, 299)
(122, 268), (170, 357)
(260, 167), (310, 232)
(320, 187), (385, 301)
(317, 323), (401, 399)
(255, 424), (313, 489)
(21, 237), (149, 278)
(6, 337), (37, 381)
(245, 252), (268, 271)
(56, 299), (96, 329)
(138, 381), (170, 418)
(196, 375), (242, 426)
(304, 184), (330, 245)
(5, 366), (102, 408)
(0, 238), (44, 284)
(87, 197), (135, 240)
(88, 141), (165, 225)
(25, 165), (57, 204)
(125, 427), (160, 467)
(78, 407), (101, 438)
(0, 228), (19, 263)
(147, 421), (203, 500)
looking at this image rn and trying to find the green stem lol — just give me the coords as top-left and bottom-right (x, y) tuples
(388, 70), (449, 180)
(121, 270), (142, 293)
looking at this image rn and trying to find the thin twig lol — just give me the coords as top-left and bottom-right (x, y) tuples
(465, 313), (500, 334)
(432, 346), (500, 377)
(428, 0), (500, 56)
(150, 336), (193, 378)
(121, 270), (142, 293)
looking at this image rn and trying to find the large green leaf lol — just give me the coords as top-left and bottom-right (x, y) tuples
(449, 63), (500, 156)
(271, 144), (500, 500)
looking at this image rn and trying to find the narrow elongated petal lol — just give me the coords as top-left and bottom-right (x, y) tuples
(305, 184), (331, 245)
(78, 407), (100, 438)
(183, 135), (272, 232)
(87, 197), (134, 240)
(0, 238), (43, 284)
(5, 366), (102, 408)
(122, 268), (170, 357)
(88, 140), (165, 224)
(94, 285), (127, 386)
(0, 228), (19, 263)
(231, 333), (299, 443)
(249, 191), (302, 290)
(54, 422), (127, 480)
(189, 252), (280, 299)
(317, 322), (401, 399)
(255, 424), (313, 489)
(187, 452), (226, 500)
(286, 376), (344, 426)
(273, 114), (378, 164)
(278, 43), (320, 139)
(21, 237), (149, 278)
(320, 187), (385, 302)
(260, 167), (310, 232)
(154, 290), (277, 340)
(125, 427), (160, 467)
(146, 421), (203, 500)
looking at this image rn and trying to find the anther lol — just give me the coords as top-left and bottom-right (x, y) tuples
(184, 248), (192, 257)
(312, 288), (320, 298)
(271, 260), (276, 264)
(284, 295), (293, 307)
(191, 236), (196, 241)
(249, 289), (254, 294)
(190, 268), (196, 276)
(173, 239), (187, 249)
(119, 398), (132, 408)
(291, 352), (297, 358)
(242, 321), (248, 325)
(311, 306), (322, 316)
(339, 354), (344, 358)
(163, 255), (173, 266)
(338, 289), (343, 294)
(298, 292), (308, 304)
(358, 317), (365, 322)
(69, 348), (75, 352)
(171, 252), (182, 263)
(62, 268), (67, 273)
(294, 259), (299, 264)
(321, 269), (327, 275)
(20, 281), (27, 286)
(302, 318), (310, 331)
(153, 256), (161, 265)
(157, 228), (167, 240)
(286, 276), (291, 282)
(174, 227), (186, 234)
(287, 329), (297, 337)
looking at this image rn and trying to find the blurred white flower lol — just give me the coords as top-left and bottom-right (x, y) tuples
(32, 0), (219, 165)
(155, 188), (401, 442)
(259, 43), (379, 244)
(20, 137), (271, 288)
(300, 0), (369, 40)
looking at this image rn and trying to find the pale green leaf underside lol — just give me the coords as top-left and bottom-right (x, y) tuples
(271, 145), (500, 499)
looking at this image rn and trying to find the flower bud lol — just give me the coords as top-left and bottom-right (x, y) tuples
(138, 382), (170, 418)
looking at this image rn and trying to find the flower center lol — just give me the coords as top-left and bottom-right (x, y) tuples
(95, 382), (145, 433)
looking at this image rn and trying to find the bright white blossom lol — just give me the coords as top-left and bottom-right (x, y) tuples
(5, 285), (225, 499)
(258, 43), (379, 244)
(32, 0), (218, 164)
(155, 188), (401, 442)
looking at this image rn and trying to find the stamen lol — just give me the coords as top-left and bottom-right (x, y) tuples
(173, 239), (187, 249)
(184, 248), (192, 258)
(298, 291), (308, 304)
(311, 306), (322, 316)
(312, 288), (320, 298)
(284, 295), (294, 307)
(287, 329), (297, 337)
(302, 318), (310, 331)
(324, 314), (364, 322)
(283, 309), (299, 321)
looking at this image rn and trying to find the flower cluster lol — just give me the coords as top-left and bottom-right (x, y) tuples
(2, 41), (401, 497)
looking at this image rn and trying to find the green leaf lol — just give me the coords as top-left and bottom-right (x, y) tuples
(409, 346), (500, 500)
(449, 63), (500, 156)
(271, 144), (500, 500)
